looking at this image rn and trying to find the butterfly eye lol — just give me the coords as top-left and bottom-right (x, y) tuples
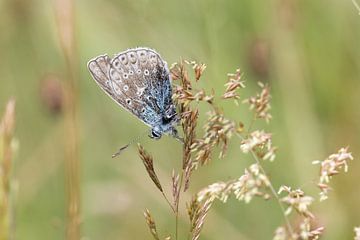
(126, 99), (131, 105)
(149, 130), (161, 139)
(141, 108), (146, 113)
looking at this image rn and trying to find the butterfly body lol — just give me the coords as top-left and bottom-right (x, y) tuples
(87, 47), (179, 140)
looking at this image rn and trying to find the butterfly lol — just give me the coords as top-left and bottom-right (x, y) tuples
(87, 47), (181, 156)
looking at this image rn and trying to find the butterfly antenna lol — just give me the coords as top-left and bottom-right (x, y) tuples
(112, 130), (149, 158)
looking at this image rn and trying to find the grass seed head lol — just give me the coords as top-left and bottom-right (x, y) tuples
(138, 144), (163, 193)
(143, 209), (160, 240)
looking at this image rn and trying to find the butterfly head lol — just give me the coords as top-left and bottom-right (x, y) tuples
(149, 104), (179, 140)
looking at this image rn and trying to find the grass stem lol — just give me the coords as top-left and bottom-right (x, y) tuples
(237, 132), (295, 237)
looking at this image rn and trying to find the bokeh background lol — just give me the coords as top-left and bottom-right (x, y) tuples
(0, 0), (359, 239)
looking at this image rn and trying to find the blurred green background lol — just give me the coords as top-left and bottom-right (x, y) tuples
(0, 0), (359, 239)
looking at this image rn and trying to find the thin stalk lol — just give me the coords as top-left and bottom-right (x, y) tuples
(161, 191), (176, 213)
(175, 171), (184, 240)
(237, 133), (295, 237)
(54, 0), (81, 239)
(246, 114), (257, 134)
(175, 172), (184, 240)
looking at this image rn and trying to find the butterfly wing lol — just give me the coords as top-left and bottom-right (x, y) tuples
(108, 47), (172, 128)
(87, 55), (113, 96)
(87, 48), (172, 128)
(87, 53), (148, 127)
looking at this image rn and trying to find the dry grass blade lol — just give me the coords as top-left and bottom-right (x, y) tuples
(138, 144), (163, 192)
(54, 0), (81, 238)
(0, 98), (16, 240)
(144, 209), (161, 240)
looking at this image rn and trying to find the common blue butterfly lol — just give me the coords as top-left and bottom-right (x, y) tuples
(87, 47), (181, 155)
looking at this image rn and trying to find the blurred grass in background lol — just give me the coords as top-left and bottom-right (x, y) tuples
(0, 0), (359, 239)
